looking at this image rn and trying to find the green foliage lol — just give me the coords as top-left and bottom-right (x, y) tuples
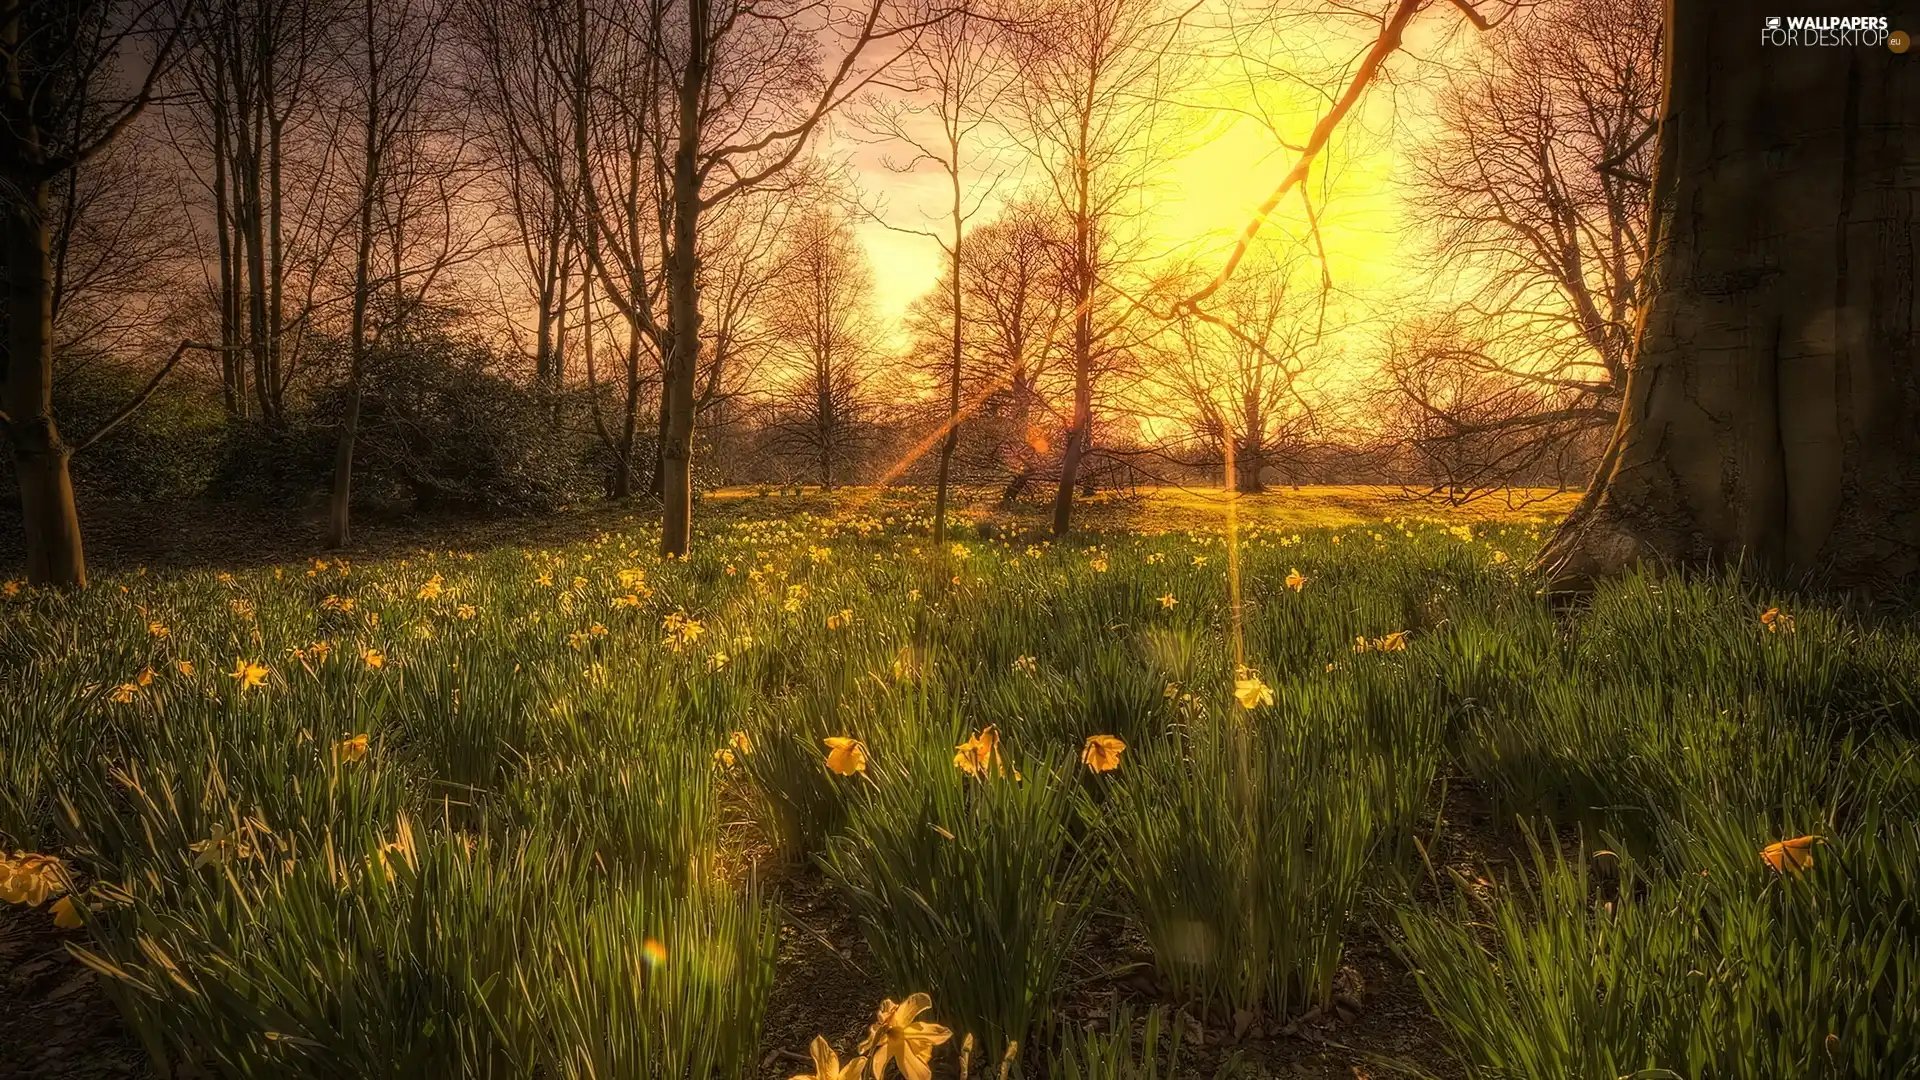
(1398, 812), (1920, 1080)
(823, 733), (1094, 1066)
(1100, 672), (1439, 1020)
(1048, 1006), (1183, 1080)
(1, 509), (1916, 1080)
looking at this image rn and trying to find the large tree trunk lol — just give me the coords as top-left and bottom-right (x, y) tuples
(4, 179), (84, 586)
(1235, 440), (1266, 494)
(1539, 0), (1920, 593)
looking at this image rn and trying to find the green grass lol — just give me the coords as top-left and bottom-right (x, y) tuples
(2, 497), (1916, 1079)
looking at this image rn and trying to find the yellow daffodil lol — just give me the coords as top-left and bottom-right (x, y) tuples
(1157, 593), (1177, 609)
(1353, 636), (1371, 653)
(333, 734), (370, 764)
(824, 737), (869, 776)
(417, 575), (445, 600)
(1191, 555), (1207, 566)
(228, 659), (269, 689)
(1011, 655), (1037, 675)
(1285, 568), (1307, 592)
(791, 1035), (865, 1080)
(110, 683), (138, 703)
(1234, 673), (1275, 710)
(714, 747), (737, 768)
(190, 823), (253, 869)
(1377, 630), (1409, 652)
(860, 994), (952, 1080)
(1761, 607), (1796, 633)
(361, 647), (386, 669)
(147, 620), (169, 638)
(1492, 550), (1510, 564)
(0, 853), (66, 906)
(456, 603), (477, 619)
(953, 725), (1003, 778)
(176, 660), (195, 677)
(1761, 835), (1822, 874)
(49, 894), (83, 928)
(1081, 734), (1126, 773)
(730, 730), (752, 754)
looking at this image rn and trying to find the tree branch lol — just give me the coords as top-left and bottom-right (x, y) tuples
(72, 340), (229, 455)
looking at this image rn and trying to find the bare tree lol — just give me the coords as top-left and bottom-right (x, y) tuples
(1379, 313), (1605, 501)
(326, 0), (472, 546)
(1, 0), (187, 585)
(1009, 0), (1181, 534)
(761, 207), (883, 488)
(48, 125), (193, 366)
(957, 197), (1063, 500)
(457, 0), (582, 396)
(1149, 250), (1326, 493)
(855, 0), (1009, 542)
(172, 0), (348, 425)
(565, 0), (927, 553)
(1396, 0), (1659, 496)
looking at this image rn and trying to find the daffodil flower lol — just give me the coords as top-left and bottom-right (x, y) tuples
(1761, 835), (1821, 874)
(859, 994), (952, 1080)
(0, 853), (66, 906)
(791, 1035), (865, 1080)
(49, 894), (83, 928)
(824, 737), (869, 776)
(228, 659), (269, 689)
(1081, 734), (1125, 773)
(333, 734), (370, 764)
(1234, 673), (1274, 710)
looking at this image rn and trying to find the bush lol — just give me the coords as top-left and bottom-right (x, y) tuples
(313, 326), (594, 516)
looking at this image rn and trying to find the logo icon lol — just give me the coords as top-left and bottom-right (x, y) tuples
(1766, 16), (1782, 29)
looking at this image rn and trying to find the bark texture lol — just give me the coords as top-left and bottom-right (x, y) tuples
(1539, 0), (1920, 592)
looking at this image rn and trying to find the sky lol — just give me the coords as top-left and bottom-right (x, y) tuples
(835, 4), (1472, 370)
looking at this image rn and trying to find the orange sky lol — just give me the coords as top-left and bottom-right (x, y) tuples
(839, 5), (1472, 374)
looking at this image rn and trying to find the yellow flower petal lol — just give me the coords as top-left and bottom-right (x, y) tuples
(1081, 734), (1125, 773)
(824, 737), (868, 776)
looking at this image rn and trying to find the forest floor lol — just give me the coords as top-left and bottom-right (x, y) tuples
(0, 484), (1578, 579)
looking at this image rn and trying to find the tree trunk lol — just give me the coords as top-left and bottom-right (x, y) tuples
(1236, 440), (1266, 494)
(613, 317), (642, 499)
(1052, 425), (1084, 535)
(1539, 1), (1920, 593)
(647, 387), (669, 499)
(660, 3), (706, 558)
(326, 383), (362, 548)
(4, 178), (84, 586)
(329, 0), (381, 551)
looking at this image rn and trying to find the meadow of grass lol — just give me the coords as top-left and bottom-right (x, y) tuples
(2, 487), (1917, 1079)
